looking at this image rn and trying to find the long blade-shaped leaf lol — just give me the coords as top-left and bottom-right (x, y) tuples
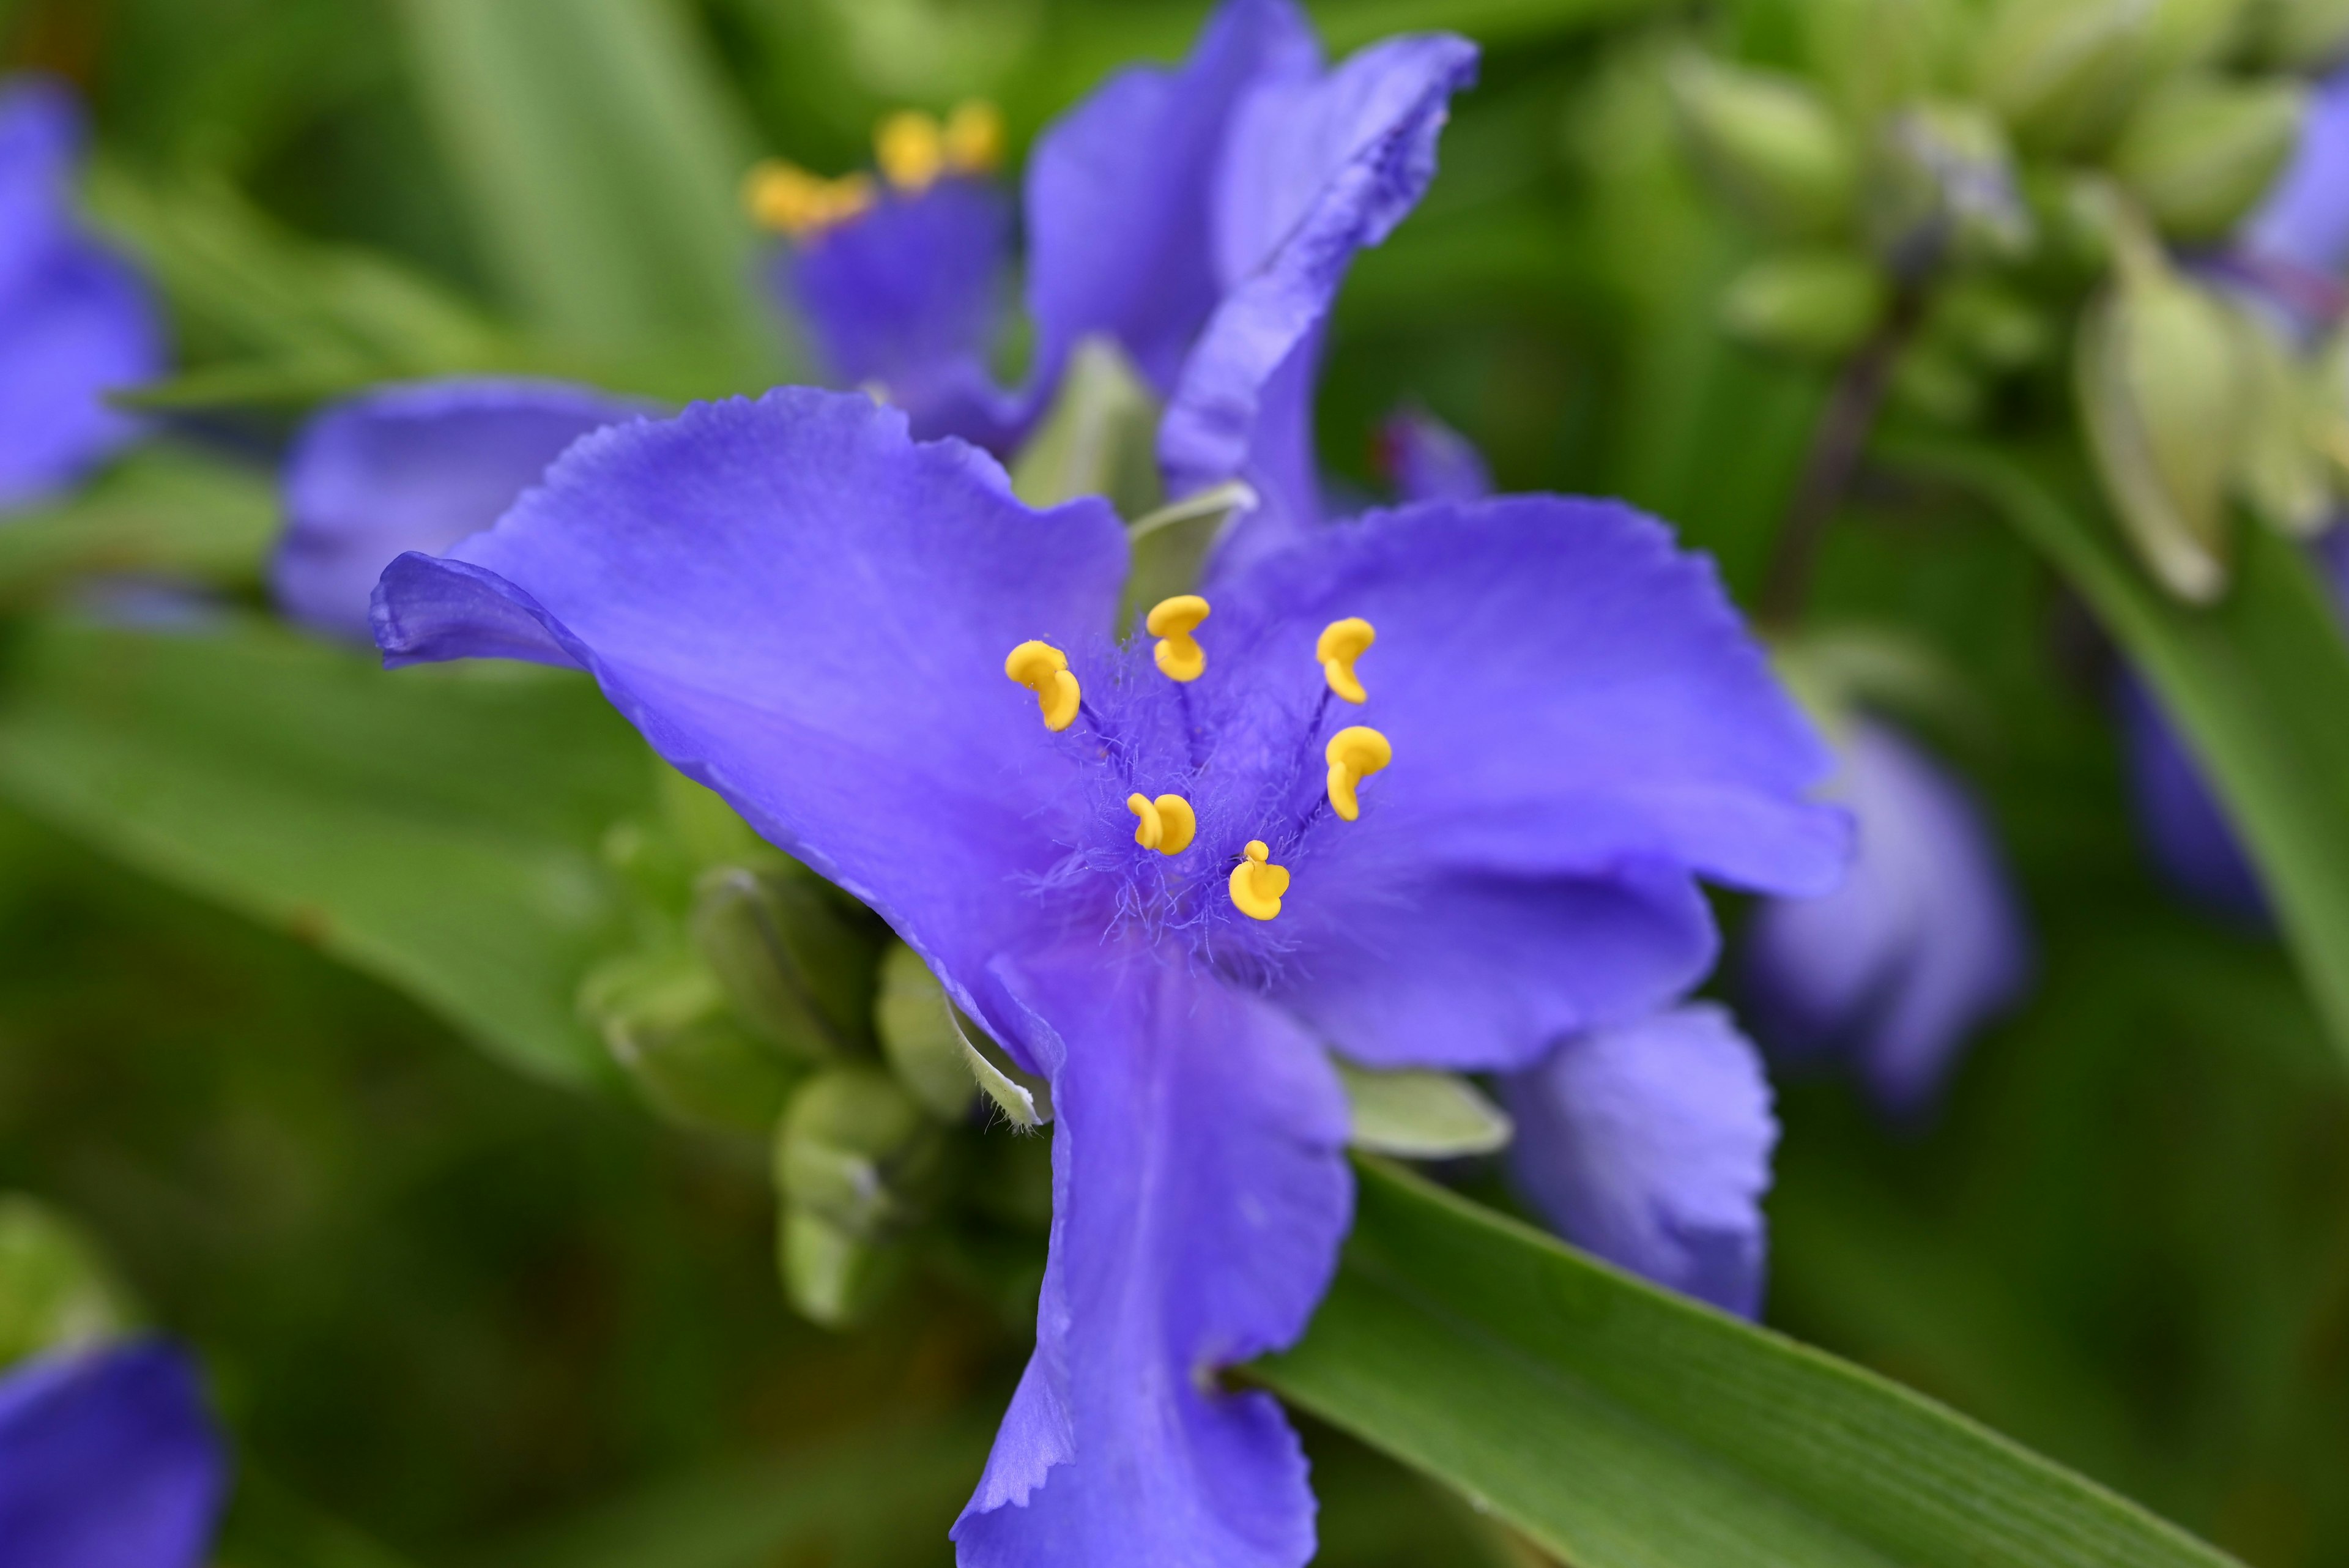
(1257, 1159), (2236, 1568)
(1885, 436), (2349, 1065)
(397, 0), (785, 389)
(0, 617), (651, 1085)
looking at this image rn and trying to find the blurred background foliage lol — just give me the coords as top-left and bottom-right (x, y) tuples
(1, 0), (2345, 1564)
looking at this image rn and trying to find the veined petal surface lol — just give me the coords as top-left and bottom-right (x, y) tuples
(373, 389), (1127, 1030)
(954, 943), (1349, 1568)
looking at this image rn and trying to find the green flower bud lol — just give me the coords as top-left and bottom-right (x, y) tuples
(873, 943), (978, 1122)
(0, 1197), (137, 1369)
(1871, 102), (2035, 270)
(2076, 237), (2249, 601)
(2110, 76), (2306, 242)
(691, 864), (875, 1065)
(1891, 339), (1988, 425)
(1719, 250), (1888, 358)
(1668, 56), (1860, 239)
(1011, 335), (1163, 520)
(1334, 1063), (1513, 1158)
(580, 943), (798, 1134)
(2238, 0), (2349, 69)
(1934, 281), (2052, 371)
(1974, 0), (2154, 154)
(2143, 0), (2260, 75)
(775, 1066), (944, 1240)
(2235, 308), (2335, 538)
(778, 1207), (904, 1329)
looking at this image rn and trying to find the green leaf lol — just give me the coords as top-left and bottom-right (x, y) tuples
(0, 616), (655, 1085)
(1256, 1158), (2237, 1568)
(396, 0), (787, 388)
(0, 444), (277, 602)
(1885, 436), (2349, 1066)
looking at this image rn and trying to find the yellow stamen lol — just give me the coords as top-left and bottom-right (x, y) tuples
(1127, 793), (1198, 855)
(743, 160), (874, 238)
(1317, 617), (1376, 704)
(876, 110), (946, 193)
(1324, 726), (1392, 822)
(1228, 839), (1291, 921)
(944, 100), (1004, 174)
(1005, 640), (1080, 732)
(1146, 594), (1211, 683)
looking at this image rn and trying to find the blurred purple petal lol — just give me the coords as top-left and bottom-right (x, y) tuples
(1742, 721), (2028, 1116)
(781, 179), (1024, 448)
(1023, 0), (1321, 400)
(0, 1340), (228, 1568)
(1375, 407), (1491, 504)
(2118, 676), (2270, 925)
(1505, 1004), (1777, 1317)
(954, 946), (1348, 1568)
(1167, 33), (1478, 571)
(276, 378), (647, 640)
(2244, 66), (2349, 279)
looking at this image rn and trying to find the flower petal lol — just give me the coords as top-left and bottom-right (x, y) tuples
(781, 179), (1024, 449)
(1022, 0), (1319, 398)
(2244, 64), (2349, 280)
(1162, 32), (1477, 566)
(0, 237), (165, 513)
(2117, 675), (2269, 924)
(274, 379), (646, 639)
(0, 75), (83, 295)
(0, 1340), (229, 1568)
(954, 943), (1349, 1568)
(1741, 721), (2028, 1115)
(1221, 496), (1848, 892)
(1504, 1004), (1777, 1318)
(373, 388), (1128, 1035)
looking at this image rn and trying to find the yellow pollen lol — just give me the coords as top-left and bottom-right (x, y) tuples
(743, 160), (874, 238)
(1127, 793), (1198, 855)
(1005, 640), (1080, 732)
(876, 110), (947, 193)
(944, 100), (1004, 174)
(1324, 726), (1392, 822)
(1146, 594), (1211, 683)
(1228, 840), (1291, 921)
(1317, 617), (1376, 704)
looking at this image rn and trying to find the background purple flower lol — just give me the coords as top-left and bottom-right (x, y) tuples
(0, 75), (167, 514)
(1375, 407), (1492, 505)
(0, 1340), (228, 1568)
(371, 387), (1844, 1567)
(1505, 1005), (1778, 1318)
(273, 378), (646, 639)
(1741, 720), (2029, 1118)
(2243, 64), (2349, 283)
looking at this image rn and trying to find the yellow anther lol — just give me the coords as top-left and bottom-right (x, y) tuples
(1005, 640), (1080, 732)
(944, 100), (1004, 174)
(1324, 726), (1392, 822)
(1146, 594), (1211, 683)
(876, 110), (946, 193)
(1228, 840), (1291, 921)
(1317, 617), (1376, 704)
(743, 160), (874, 238)
(1127, 793), (1197, 856)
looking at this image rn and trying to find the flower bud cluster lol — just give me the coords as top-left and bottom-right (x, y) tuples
(1671, 0), (2348, 601)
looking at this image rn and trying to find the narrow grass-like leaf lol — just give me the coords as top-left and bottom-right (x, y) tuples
(1256, 1158), (2237, 1568)
(0, 445), (276, 602)
(0, 617), (653, 1084)
(1885, 436), (2349, 1065)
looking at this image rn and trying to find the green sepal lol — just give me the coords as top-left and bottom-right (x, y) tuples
(579, 943), (798, 1135)
(874, 943), (978, 1123)
(0, 1197), (139, 1370)
(1335, 1063), (1513, 1159)
(1119, 481), (1260, 634)
(956, 1013), (1054, 1129)
(1009, 335), (1163, 519)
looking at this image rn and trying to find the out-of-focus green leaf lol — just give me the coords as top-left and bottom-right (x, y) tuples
(468, 1421), (992, 1568)
(1256, 1159), (2238, 1568)
(1888, 436), (2349, 1066)
(396, 0), (786, 390)
(0, 617), (653, 1085)
(0, 445), (276, 600)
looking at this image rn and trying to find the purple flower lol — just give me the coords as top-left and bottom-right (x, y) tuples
(1741, 720), (2029, 1118)
(1375, 407), (1493, 506)
(1504, 1005), (1777, 1318)
(371, 386), (1844, 1564)
(2244, 65), (2349, 285)
(0, 1340), (228, 1567)
(0, 75), (166, 514)
(272, 378), (648, 639)
(764, 0), (1473, 495)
